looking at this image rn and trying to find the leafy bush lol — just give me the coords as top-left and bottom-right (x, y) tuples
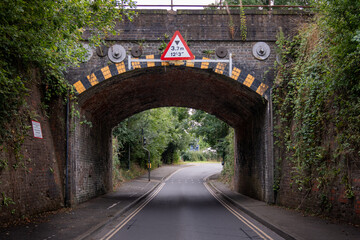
(181, 151), (207, 162)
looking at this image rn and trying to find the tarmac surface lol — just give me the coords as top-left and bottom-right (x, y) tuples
(1, 163), (360, 240)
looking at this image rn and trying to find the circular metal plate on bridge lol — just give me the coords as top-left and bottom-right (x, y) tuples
(96, 45), (108, 57)
(108, 44), (126, 63)
(216, 47), (228, 58)
(80, 43), (93, 62)
(252, 42), (270, 60)
(131, 46), (142, 58)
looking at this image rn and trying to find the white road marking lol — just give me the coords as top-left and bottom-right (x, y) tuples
(107, 201), (121, 210)
(204, 182), (273, 240)
(100, 183), (166, 240)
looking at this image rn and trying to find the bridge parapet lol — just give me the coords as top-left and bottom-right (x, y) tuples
(98, 9), (312, 42)
(68, 9), (311, 92)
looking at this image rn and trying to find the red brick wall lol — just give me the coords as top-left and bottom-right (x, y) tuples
(275, 136), (360, 224)
(0, 78), (65, 224)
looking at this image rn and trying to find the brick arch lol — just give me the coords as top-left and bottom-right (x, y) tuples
(68, 56), (273, 205)
(72, 54), (270, 99)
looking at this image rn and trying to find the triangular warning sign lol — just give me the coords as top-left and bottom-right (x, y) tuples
(161, 31), (194, 61)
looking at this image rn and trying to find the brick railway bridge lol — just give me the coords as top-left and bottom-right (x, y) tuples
(64, 9), (309, 206)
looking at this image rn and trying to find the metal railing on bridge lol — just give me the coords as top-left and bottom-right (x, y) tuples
(115, 0), (312, 11)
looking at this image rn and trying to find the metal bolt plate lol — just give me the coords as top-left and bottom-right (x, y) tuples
(108, 44), (126, 63)
(252, 42), (270, 60)
(131, 46), (142, 58)
(96, 45), (108, 57)
(216, 47), (228, 58)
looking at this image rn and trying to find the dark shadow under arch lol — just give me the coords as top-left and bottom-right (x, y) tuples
(78, 66), (266, 129)
(68, 64), (273, 206)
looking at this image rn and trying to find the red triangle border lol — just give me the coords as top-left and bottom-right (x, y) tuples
(161, 31), (194, 61)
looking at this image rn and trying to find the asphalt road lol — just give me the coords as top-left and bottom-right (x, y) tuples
(89, 163), (284, 240)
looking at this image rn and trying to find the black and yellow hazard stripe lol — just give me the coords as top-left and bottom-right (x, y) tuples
(73, 55), (270, 98)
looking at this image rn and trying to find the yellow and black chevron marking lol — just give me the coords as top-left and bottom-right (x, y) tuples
(87, 73), (98, 86)
(186, 60), (194, 68)
(201, 57), (210, 69)
(73, 54), (270, 98)
(116, 62), (126, 74)
(215, 63), (226, 74)
(146, 55), (155, 67)
(231, 67), (241, 81)
(101, 66), (112, 80)
(132, 58), (141, 69)
(73, 80), (86, 94)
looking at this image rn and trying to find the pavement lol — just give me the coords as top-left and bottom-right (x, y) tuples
(0, 165), (188, 240)
(208, 175), (360, 240)
(1, 163), (360, 240)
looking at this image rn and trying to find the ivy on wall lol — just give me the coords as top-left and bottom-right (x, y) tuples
(0, 1), (136, 216)
(0, 0), (136, 169)
(273, 0), (360, 211)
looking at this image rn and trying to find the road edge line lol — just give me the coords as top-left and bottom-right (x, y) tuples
(205, 176), (296, 240)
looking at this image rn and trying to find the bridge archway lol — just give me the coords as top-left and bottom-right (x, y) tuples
(68, 56), (273, 205)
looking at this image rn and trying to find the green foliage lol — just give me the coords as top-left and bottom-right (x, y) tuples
(239, 1), (247, 41)
(112, 155), (146, 189)
(0, 0), (135, 165)
(1, 192), (15, 209)
(112, 108), (234, 176)
(190, 110), (230, 159)
(113, 107), (192, 169)
(220, 128), (235, 181)
(202, 49), (215, 58)
(158, 33), (170, 53)
(273, 0), (360, 207)
(181, 151), (207, 162)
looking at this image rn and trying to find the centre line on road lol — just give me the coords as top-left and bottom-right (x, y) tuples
(100, 182), (166, 240)
(204, 182), (273, 240)
(163, 167), (186, 181)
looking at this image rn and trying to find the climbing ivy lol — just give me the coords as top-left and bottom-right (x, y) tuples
(239, 0), (247, 41)
(273, 0), (360, 210)
(0, 0), (135, 168)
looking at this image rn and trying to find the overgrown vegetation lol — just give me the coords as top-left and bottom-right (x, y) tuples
(0, 0), (135, 169)
(220, 129), (235, 184)
(219, 0), (311, 41)
(112, 108), (235, 184)
(273, 0), (360, 213)
(0, 0), (135, 214)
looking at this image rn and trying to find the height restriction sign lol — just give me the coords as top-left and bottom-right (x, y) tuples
(161, 31), (194, 60)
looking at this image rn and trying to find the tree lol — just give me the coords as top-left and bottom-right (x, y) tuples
(0, 0), (135, 145)
(112, 107), (193, 168)
(190, 110), (230, 160)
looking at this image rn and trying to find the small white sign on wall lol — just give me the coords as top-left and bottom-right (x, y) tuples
(32, 120), (43, 139)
